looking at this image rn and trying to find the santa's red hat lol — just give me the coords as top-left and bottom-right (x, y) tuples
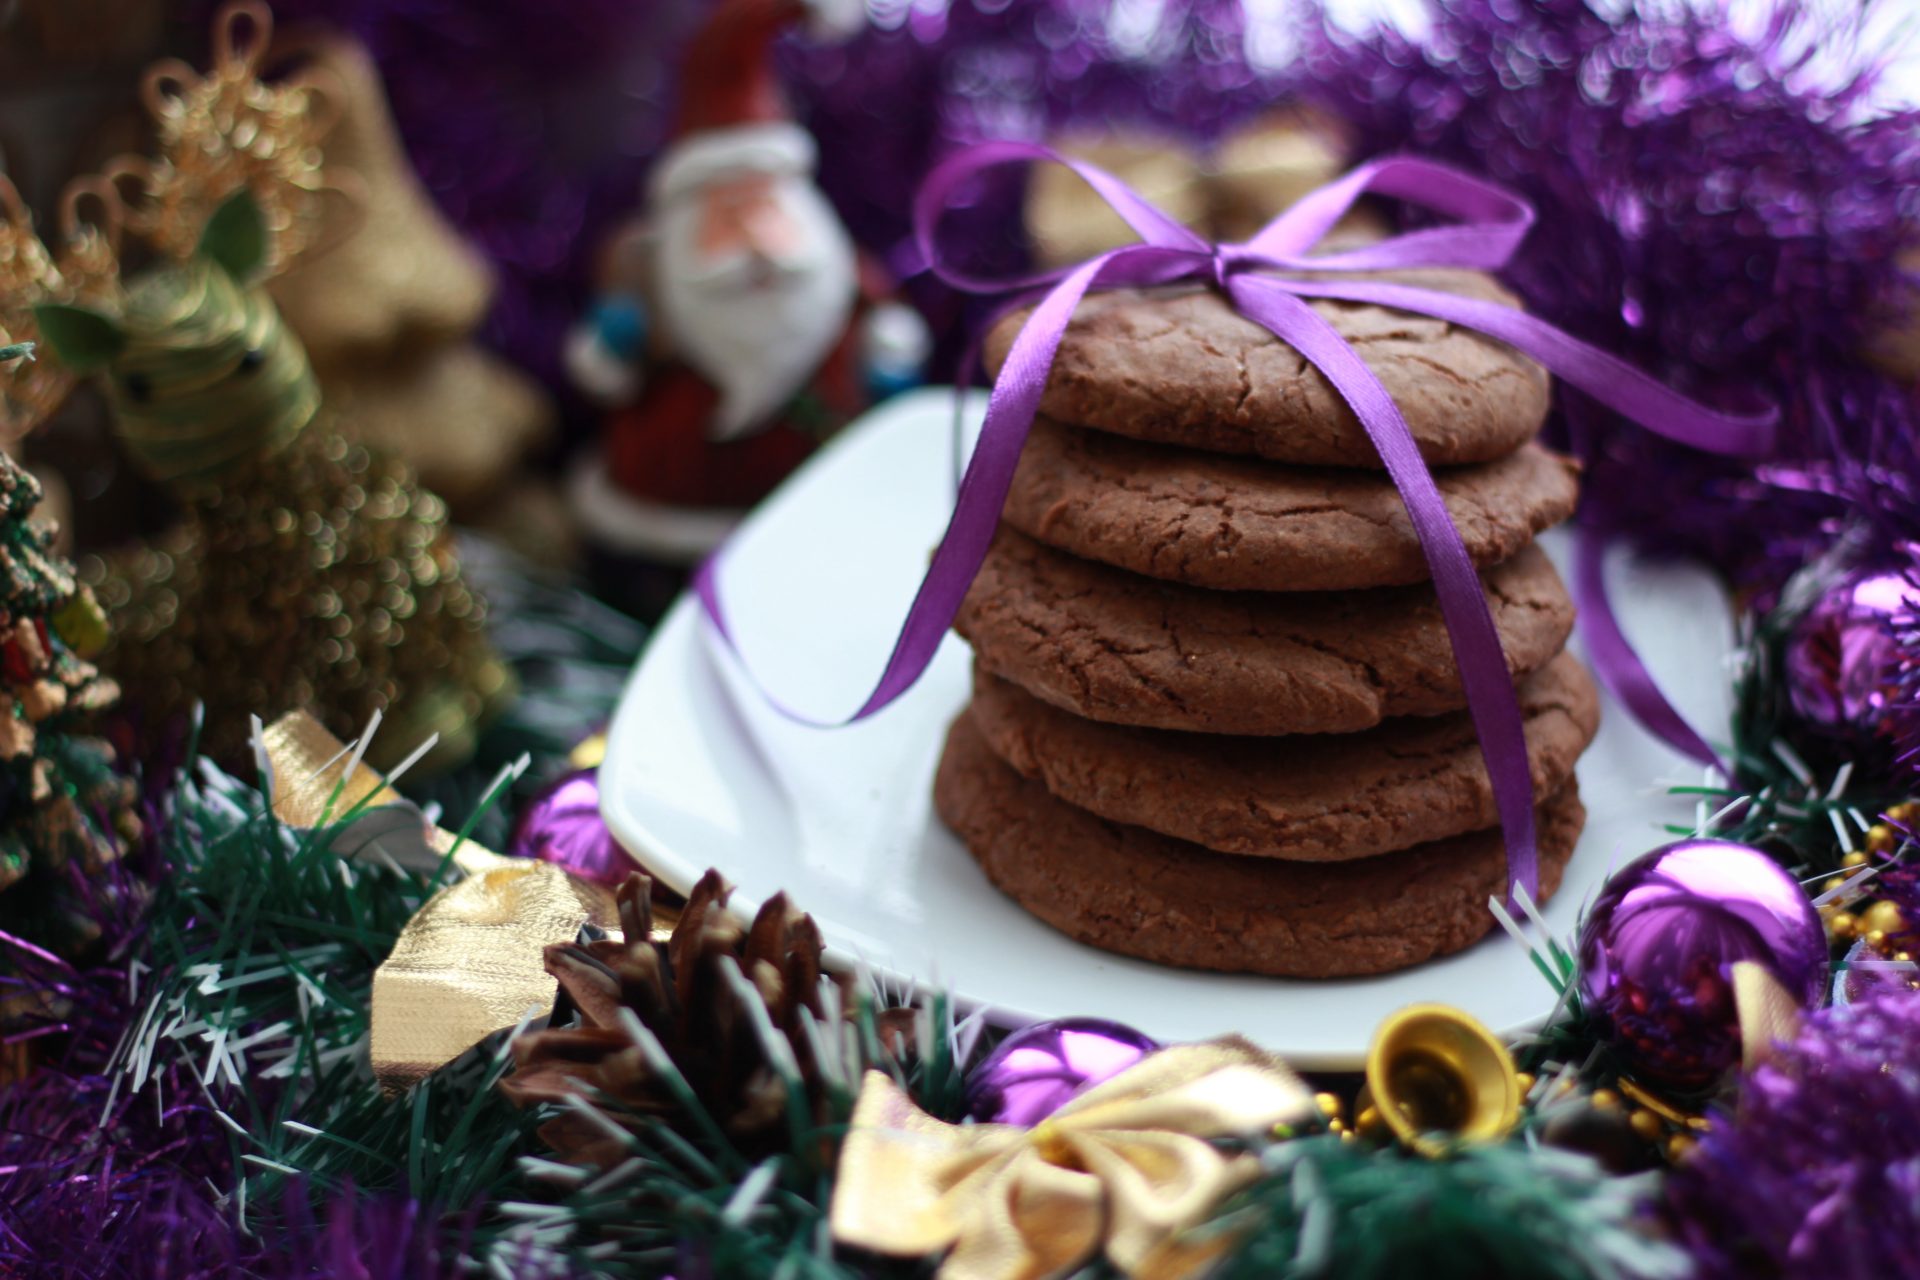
(651, 0), (862, 206)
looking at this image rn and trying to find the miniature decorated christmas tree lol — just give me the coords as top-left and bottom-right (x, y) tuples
(0, 341), (135, 911)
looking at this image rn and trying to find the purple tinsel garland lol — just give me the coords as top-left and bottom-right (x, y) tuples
(1305, 0), (1920, 590)
(1899, 562), (1920, 782)
(0, 842), (246, 1277)
(0, 816), (473, 1278)
(1663, 986), (1920, 1278)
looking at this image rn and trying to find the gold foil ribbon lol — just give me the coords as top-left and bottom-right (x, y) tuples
(263, 710), (618, 1089)
(265, 708), (411, 829)
(368, 857), (617, 1090)
(831, 1038), (1312, 1280)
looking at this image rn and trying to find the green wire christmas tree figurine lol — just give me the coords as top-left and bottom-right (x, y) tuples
(0, 342), (135, 904)
(4, 2), (513, 773)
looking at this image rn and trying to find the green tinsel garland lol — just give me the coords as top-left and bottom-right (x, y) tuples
(114, 740), (972, 1276)
(419, 534), (650, 851)
(104, 730), (1703, 1277)
(121, 748), (539, 1229)
(501, 992), (963, 1278)
(1204, 1136), (1687, 1280)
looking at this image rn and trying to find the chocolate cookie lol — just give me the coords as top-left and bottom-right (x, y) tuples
(955, 528), (1575, 736)
(1004, 420), (1579, 591)
(982, 275), (1551, 468)
(934, 714), (1582, 978)
(969, 651), (1598, 861)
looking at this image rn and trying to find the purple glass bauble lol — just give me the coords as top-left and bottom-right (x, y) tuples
(1577, 839), (1827, 1089)
(965, 1018), (1160, 1125)
(1784, 569), (1919, 740)
(507, 769), (630, 885)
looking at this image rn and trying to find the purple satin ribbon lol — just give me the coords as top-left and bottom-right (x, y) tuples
(1572, 531), (1728, 772)
(696, 142), (1776, 904)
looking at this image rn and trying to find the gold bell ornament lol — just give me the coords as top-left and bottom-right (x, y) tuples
(1354, 1003), (1523, 1156)
(1026, 131), (1213, 269)
(265, 32), (554, 515)
(1207, 110), (1358, 243)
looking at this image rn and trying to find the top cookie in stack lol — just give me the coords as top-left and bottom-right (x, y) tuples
(933, 271), (1598, 980)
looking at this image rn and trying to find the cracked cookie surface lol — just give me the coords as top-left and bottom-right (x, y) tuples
(1004, 421), (1579, 591)
(982, 274), (1551, 468)
(954, 527), (1575, 735)
(934, 713), (1583, 977)
(968, 651), (1597, 861)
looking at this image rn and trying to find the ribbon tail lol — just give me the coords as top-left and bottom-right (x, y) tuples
(1572, 527), (1728, 772)
(694, 254), (1117, 726)
(951, 335), (982, 497)
(1274, 279), (1778, 457)
(1271, 277), (1756, 771)
(1229, 276), (1540, 906)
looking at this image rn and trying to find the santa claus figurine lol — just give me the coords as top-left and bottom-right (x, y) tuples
(568, 0), (928, 607)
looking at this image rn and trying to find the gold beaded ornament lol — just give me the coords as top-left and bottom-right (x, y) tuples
(4, 1), (512, 772)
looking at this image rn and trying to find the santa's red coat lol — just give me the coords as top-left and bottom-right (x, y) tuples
(606, 297), (872, 510)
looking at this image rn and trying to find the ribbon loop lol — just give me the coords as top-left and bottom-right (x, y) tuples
(1238, 155), (1533, 272)
(913, 140), (1209, 297)
(1277, 277), (1777, 457)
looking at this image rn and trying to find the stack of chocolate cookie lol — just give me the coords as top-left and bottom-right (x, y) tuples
(934, 271), (1597, 978)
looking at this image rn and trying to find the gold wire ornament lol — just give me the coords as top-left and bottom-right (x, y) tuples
(121, 0), (346, 274)
(0, 0), (349, 445)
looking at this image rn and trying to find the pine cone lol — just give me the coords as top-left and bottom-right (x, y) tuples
(501, 869), (833, 1165)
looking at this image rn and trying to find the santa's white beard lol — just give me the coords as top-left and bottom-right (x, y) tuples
(656, 177), (858, 442)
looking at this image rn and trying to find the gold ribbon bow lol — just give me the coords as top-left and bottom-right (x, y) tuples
(831, 1038), (1311, 1280)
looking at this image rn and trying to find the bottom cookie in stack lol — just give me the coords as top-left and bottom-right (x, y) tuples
(934, 713), (1583, 979)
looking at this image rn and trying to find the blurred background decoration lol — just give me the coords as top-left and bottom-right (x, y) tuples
(5, 0), (1909, 599)
(1, 0), (1325, 564)
(262, 32), (557, 546)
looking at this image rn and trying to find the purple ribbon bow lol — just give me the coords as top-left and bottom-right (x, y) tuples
(697, 141), (1776, 905)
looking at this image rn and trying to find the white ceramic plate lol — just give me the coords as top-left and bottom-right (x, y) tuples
(600, 388), (1736, 1068)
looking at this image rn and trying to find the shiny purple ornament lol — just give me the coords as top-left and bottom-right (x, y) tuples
(507, 769), (631, 885)
(1577, 839), (1826, 1090)
(1784, 569), (1920, 742)
(965, 1018), (1160, 1126)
